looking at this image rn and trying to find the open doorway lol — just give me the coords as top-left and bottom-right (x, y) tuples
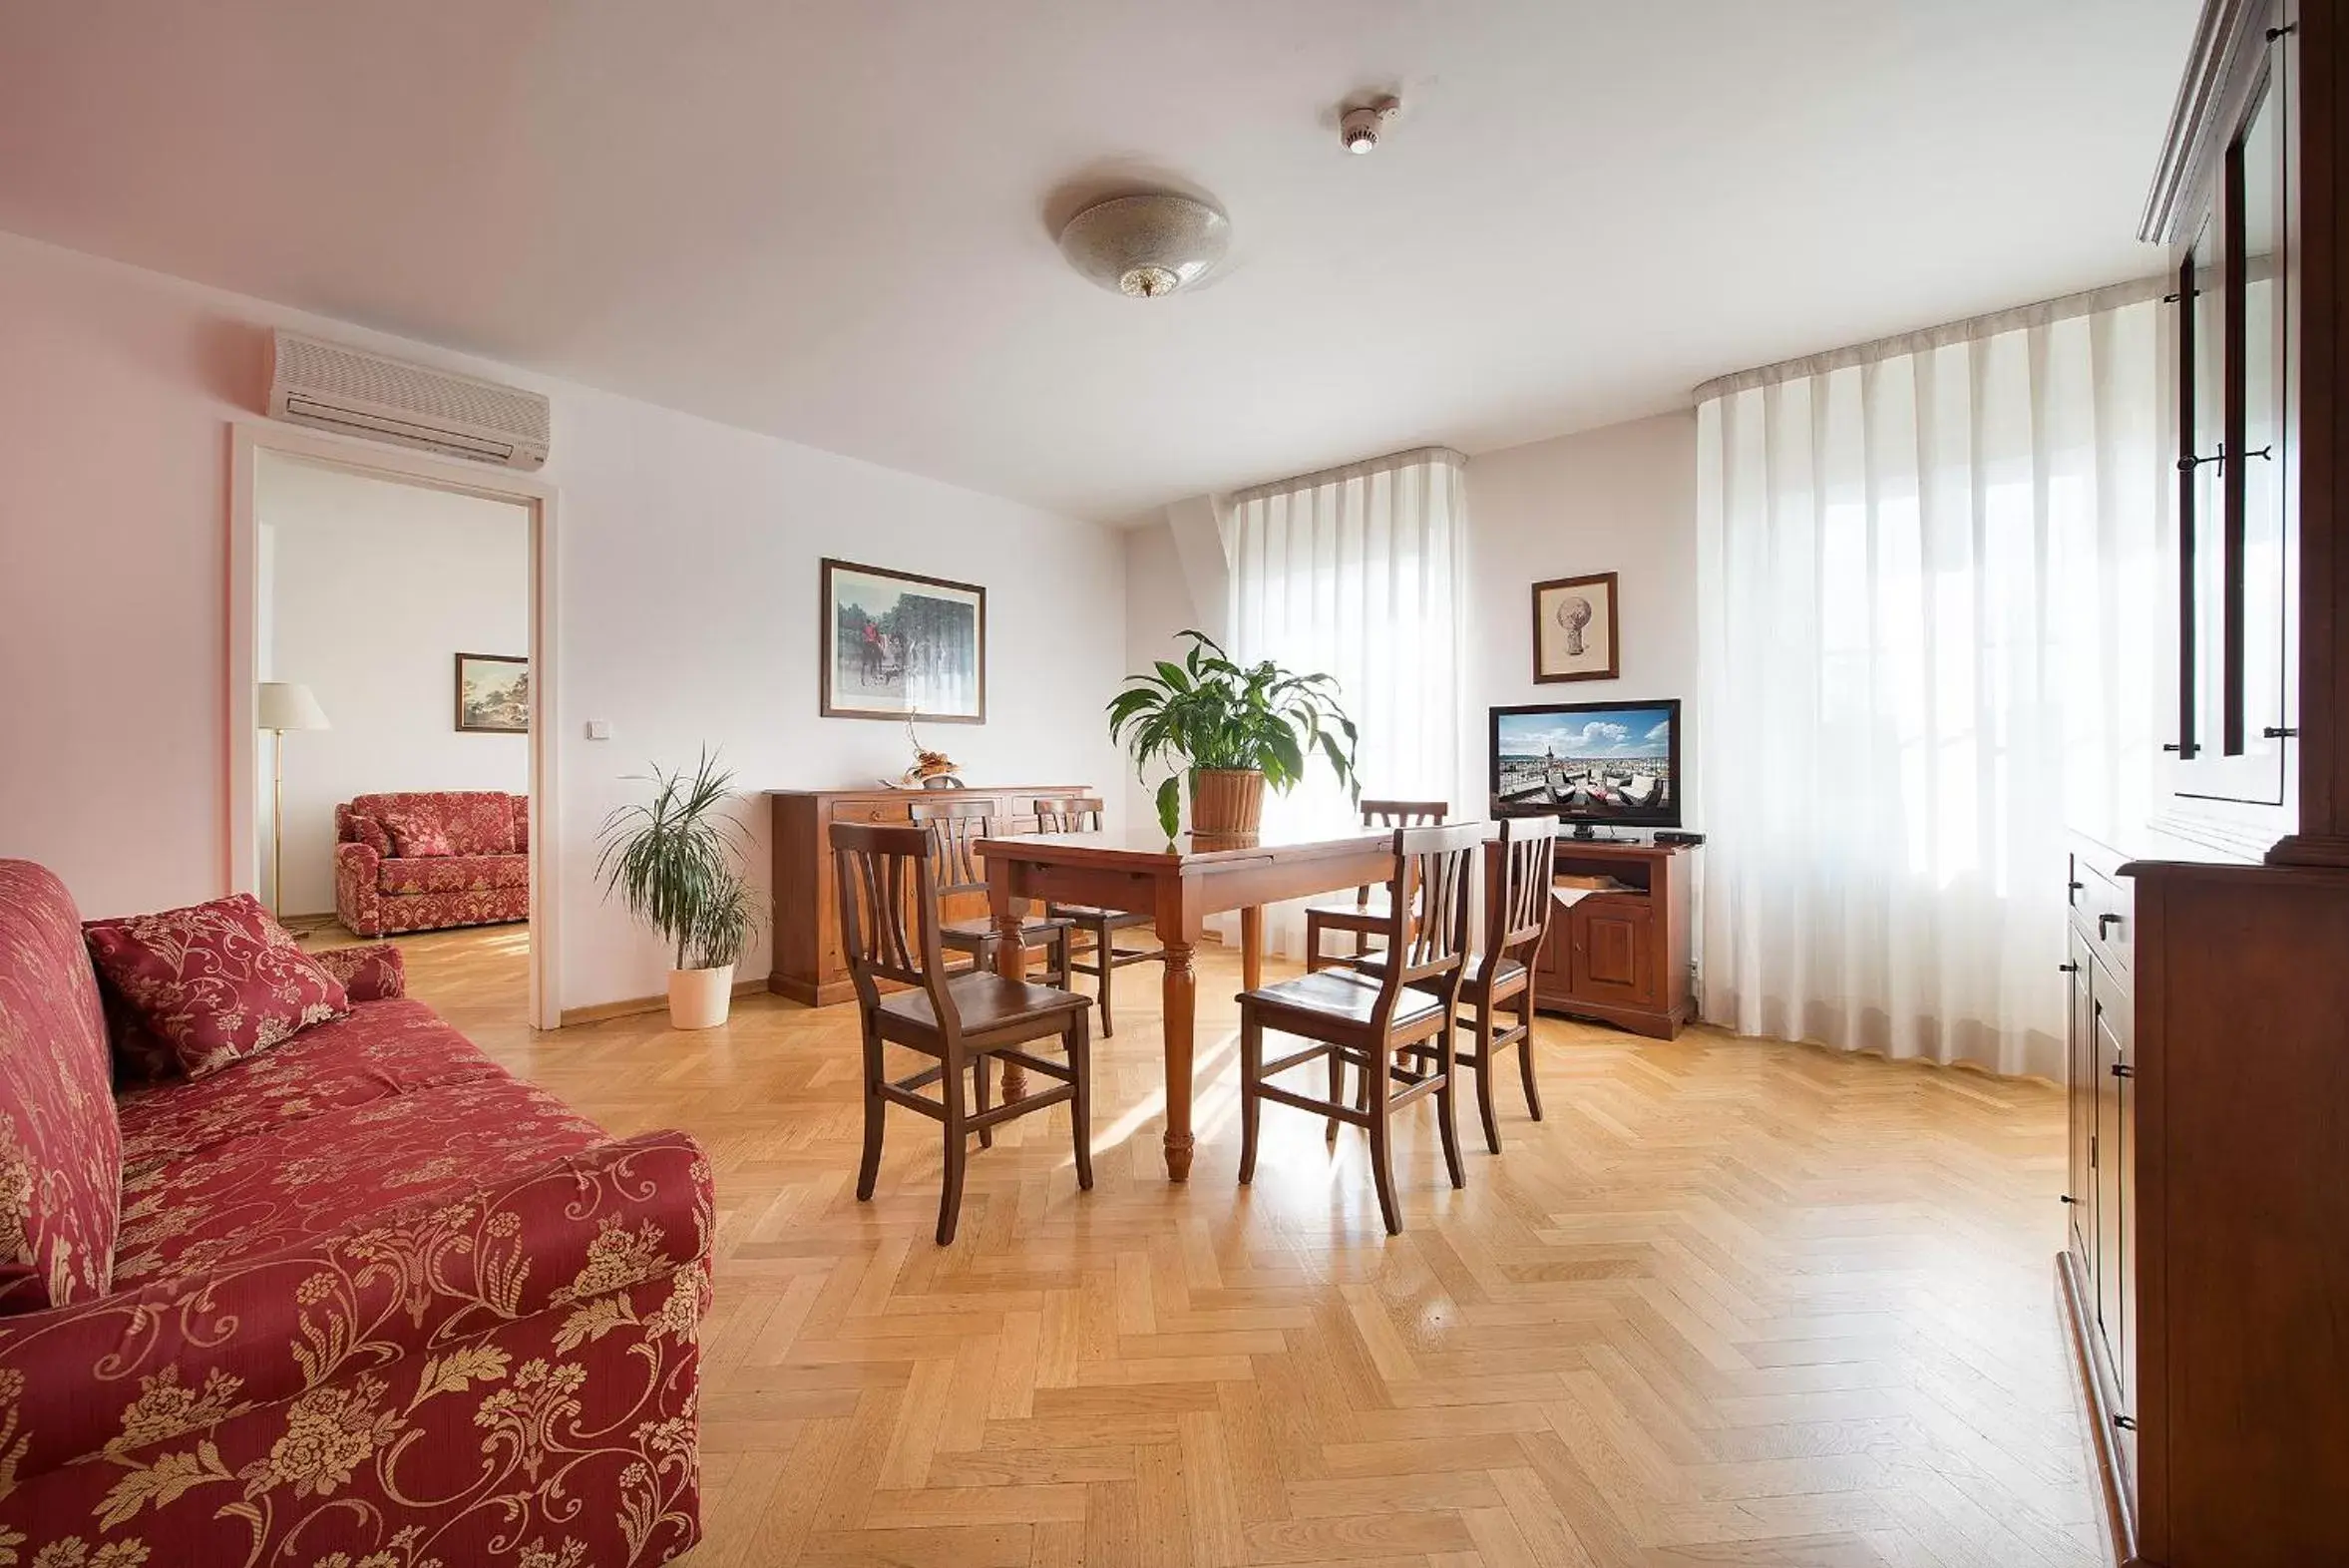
(230, 423), (560, 1034)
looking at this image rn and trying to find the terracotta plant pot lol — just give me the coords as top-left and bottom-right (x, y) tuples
(667, 963), (735, 1029)
(1189, 768), (1267, 842)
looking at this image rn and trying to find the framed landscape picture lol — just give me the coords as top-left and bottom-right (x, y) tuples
(1531, 571), (1620, 683)
(455, 653), (530, 732)
(820, 559), (986, 722)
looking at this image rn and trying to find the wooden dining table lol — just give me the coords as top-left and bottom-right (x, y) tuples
(976, 823), (1399, 1181)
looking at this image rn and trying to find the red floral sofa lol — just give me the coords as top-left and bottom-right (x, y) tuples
(0, 860), (708, 1566)
(336, 790), (530, 938)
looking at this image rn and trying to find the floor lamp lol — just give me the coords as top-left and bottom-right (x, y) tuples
(257, 682), (330, 919)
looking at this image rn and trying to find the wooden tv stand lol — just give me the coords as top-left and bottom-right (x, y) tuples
(1529, 838), (1693, 1039)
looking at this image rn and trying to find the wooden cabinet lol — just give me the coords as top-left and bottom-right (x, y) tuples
(766, 785), (1089, 1005)
(1529, 840), (1691, 1039)
(2059, 6), (2349, 1561)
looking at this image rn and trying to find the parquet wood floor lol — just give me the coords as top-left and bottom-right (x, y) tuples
(352, 925), (2105, 1568)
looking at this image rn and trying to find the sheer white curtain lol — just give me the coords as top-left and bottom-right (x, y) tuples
(1228, 447), (1467, 958)
(1695, 285), (2165, 1078)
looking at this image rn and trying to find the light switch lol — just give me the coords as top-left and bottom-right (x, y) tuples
(586, 720), (611, 740)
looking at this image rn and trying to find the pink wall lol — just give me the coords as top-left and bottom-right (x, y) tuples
(0, 236), (254, 915)
(0, 229), (1130, 1007)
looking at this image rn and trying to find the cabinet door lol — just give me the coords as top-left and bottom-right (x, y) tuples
(2092, 962), (2135, 1431)
(2066, 930), (2097, 1271)
(1569, 899), (1655, 1007)
(2173, 52), (2294, 809)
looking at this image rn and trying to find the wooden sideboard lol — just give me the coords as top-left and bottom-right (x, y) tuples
(1528, 839), (1693, 1039)
(767, 785), (1090, 1005)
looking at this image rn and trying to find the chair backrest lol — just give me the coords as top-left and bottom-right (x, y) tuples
(1030, 795), (1106, 834)
(1354, 799), (1449, 902)
(829, 821), (959, 1030)
(908, 796), (998, 898)
(1484, 816), (1560, 980)
(1361, 798), (1449, 829)
(1367, 822), (1485, 1025)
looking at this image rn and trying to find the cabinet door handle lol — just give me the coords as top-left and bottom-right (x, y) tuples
(2059, 962), (2080, 974)
(2263, 726), (2298, 739)
(2114, 1413), (2138, 1432)
(2162, 742), (2186, 754)
(2111, 1062), (2135, 1079)
(2059, 1193), (2079, 1205)
(2098, 913), (2124, 938)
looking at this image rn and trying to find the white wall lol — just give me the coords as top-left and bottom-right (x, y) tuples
(1117, 498), (1237, 833)
(0, 227), (1127, 1010)
(1460, 412), (1700, 818)
(260, 454), (531, 915)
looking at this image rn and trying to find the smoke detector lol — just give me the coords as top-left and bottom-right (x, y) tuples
(1340, 97), (1401, 155)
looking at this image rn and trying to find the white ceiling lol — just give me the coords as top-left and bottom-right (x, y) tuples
(0, 1), (2196, 521)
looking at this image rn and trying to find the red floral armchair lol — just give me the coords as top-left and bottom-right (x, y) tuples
(0, 861), (707, 1566)
(335, 791), (530, 938)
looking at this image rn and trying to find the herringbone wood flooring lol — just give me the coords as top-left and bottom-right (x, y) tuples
(350, 926), (2104, 1568)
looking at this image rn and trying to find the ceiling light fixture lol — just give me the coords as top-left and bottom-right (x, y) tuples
(1057, 193), (1230, 299)
(1340, 96), (1401, 155)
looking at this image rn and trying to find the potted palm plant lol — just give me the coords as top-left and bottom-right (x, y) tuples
(1107, 629), (1360, 841)
(596, 747), (763, 1028)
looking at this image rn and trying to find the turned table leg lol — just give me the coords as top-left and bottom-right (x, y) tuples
(990, 876), (1029, 1101)
(1159, 935), (1197, 1180)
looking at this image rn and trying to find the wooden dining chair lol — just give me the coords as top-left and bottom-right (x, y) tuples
(1302, 798), (1450, 973)
(1238, 821), (1483, 1236)
(1366, 815), (1560, 1154)
(908, 796), (1073, 988)
(1031, 794), (1164, 1037)
(831, 821), (1094, 1245)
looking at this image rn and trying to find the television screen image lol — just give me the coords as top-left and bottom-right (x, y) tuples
(1490, 699), (1681, 828)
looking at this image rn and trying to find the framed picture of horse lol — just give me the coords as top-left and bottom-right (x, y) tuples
(819, 558), (987, 723)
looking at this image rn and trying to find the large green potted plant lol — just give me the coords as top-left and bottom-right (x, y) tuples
(1107, 629), (1360, 840)
(596, 747), (763, 1028)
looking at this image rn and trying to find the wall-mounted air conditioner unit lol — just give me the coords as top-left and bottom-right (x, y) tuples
(264, 330), (551, 471)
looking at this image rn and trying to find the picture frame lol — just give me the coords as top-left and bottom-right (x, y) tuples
(1530, 572), (1620, 683)
(454, 652), (530, 733)
(819, 558), (987, 723)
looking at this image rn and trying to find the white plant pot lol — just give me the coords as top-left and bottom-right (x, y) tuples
(667, 964), (735, 1029)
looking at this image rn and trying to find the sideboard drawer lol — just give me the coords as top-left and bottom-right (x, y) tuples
(837, 799), (917, 825)
(2071, 850), (2135, 979)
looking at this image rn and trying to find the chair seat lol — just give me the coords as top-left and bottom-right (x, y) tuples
(940, 913), (1072, 950)
(879, 972), (1090, 1035)
(1239, 968), (1447, 1030)
(1358, 953), (1529, 1002)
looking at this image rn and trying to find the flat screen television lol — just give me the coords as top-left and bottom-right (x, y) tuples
(1490, 698), (1682, 833)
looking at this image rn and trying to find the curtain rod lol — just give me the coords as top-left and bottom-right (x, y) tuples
(1691, 271), (2171, 403)
(1230, 445), (1465, 504)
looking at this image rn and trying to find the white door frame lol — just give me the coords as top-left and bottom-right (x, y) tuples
(226, 419), (564, 1030)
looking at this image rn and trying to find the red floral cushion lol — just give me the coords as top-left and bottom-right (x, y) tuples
(307, 942), (404, 1001)
(112, 1072), (605, 1288)
(340, 808), (391, 858)
(88, 967), (182, 1086)
(114, 998), (503, 1180)
(350, 793), (518, 858)
(83, 894), (349, 1080)
(0, 861), (124, 1313)
(375, 806), (454, 859)
(376, 853), (529, 896)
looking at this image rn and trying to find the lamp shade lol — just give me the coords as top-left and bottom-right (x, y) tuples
(257, 682), (330, 732)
